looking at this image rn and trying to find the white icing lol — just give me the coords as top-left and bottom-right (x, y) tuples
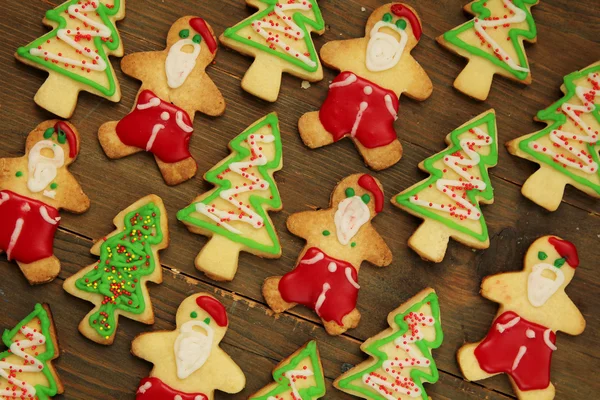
(363, 86), (373, 95)
(327, 262), (337, 273)
(300, 252), (324, 265)
(351, 102), (369, 138)
(160, 111), (170, 121)
(174, 320), (214, 379)
(384, 94), (398, 120)
(334, 196), (370, 245)
(146, 124), (164, 152)
(165, 38), (201, 89)
(0, 325), (47, 398)
(27, 140), (65, 193)
(526, 329), (536, 339)
(137, 97), (161, 110)
(0, 192), (9, 206)
(345, 267), (360, 289)
(315, 283), (331, 316)
(29, 1), (111, 71)
(511, 345), (527, 371)
(22, 204), (31, 213)
(329, 73), (357, 88)
(137, 381), (152, 394)
(174, 396), (183, 400)
(6, 218), (24, 261)
(496, 316), (520, 333)
(544, 329), (557, 351)
(40, 207), (60, 225)
(176, 111), (194, 133)
(527, 263), (565, 307)
(366, 21), (408, 72)
(409, 127), (493, 220)
(284, 369), (314, 399)
(43, 190), (56, 199)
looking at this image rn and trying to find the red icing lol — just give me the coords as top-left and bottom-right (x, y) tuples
(279, 247), (359, 326)
(190, 18), (217, 54)
(0, 190), (59, 264)
(196, 296), (228, 327)
(358, 174), (383, 213)
(391, 4), (422, 40)
(548, 237), (579, 268)
(136, 377), (208, 400)
(320, 72), (399, 149)
(116, 90), (194, 163)
(54, 121), (77, 158)
(474, 311), (556, 391)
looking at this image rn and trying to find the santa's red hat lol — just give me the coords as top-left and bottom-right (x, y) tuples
(196, 296), (228, 326)
(548, 237), (579, 268)
(358, 174), (384, 213)
(391, 4), (422, 41)
(190, 18), (217, 54)
(47, 121), (77, 158)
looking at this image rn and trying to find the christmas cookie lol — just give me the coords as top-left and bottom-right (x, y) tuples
(0, 304), (63, 399)
(335, 288), (443, 400)
(457, 236), (585, 400)
(177, 113), (283, 282)
(506, 61), (600, 211)
(393, 110), (498, 263)
(132, 293), (245, 400)
(263, 174), (392, 336)
(16, 0), (125, 118)
(0, 120), (89, 284)
(99, 16), (225, 185)
(438, 0), (538, 101)
(63, 195), (169, 345)
(250, 340), (325, 400)
(220, 0), (325, 102)
(298, 3), (432, 170)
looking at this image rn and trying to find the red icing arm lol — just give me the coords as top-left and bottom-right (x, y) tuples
(391, 4), (422, 40)
(190, 18), (217, 54)
(358, 174), (384, 213)
(196, 296), (228, 327)
(548, 237), (579, 268)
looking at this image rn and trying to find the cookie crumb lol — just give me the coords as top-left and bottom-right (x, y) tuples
(361, 7), (366, 12)
(301, 80), (311, 89)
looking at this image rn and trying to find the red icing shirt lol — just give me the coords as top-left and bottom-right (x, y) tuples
(319, 72), (399, 149)
(278, 247), (359, 326)
(0, 190), (60, 264)
(475, 311), (557, 391)
(116, 90), (194, 163)
(136, 377), (208, 400)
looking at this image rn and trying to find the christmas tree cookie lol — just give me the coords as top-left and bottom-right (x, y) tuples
(16, 0), (125, 118)
(220, 0), (325, 102)
(63, 195), (169, 345)
(438, 0), (538, 101)
(177, 113), (283, 282)
(393, 110), (498, 263)
(335, 288), (443, 400)
(0, 120), (90, 284)
(0, 304), (63, 399)
(250, 341), (325, 400)
(458, 236), (585, 400)
(507, 61), (600, 211)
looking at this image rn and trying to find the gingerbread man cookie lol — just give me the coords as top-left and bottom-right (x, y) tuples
(263, 174), (392, 335)
(0, 120), (89, 284)
(131, 293), (245, 400)
(99, 16), (225, 185)
(458, 236), (585, 400)
(299, 3), (432, 170)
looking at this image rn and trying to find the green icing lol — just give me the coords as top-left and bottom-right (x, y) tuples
(351, 242), (357, 248)
(361, 194), (370, 204)
(538, 251), (548, 260)
(177, 113), (282, 255)
(15, 171), (23, 177)
(50, 182), (58, 189)
(223, 0), (324, 73)
(337, 292), (443, 400)
(442, 0), (537, 80)
(250, 340), (325, 400)
(190, 311), (198, 318)
(345, 188), (355, 198)
(322, 230), (330, 236)
(74, 202), (163, 339)
(518, 63), (600, 195)
(554, 258), (566, 268)
(16, 0), (123, 96)
(203, 317), (211, 325)
(1, 304), (60, 400)
(179, 29), (190, 38)
(395, 112), (498, 242)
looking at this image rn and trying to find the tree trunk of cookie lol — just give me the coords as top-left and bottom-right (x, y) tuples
(521, 166), (568, 212)
(241, 56), (283, 102)
(453, 59), (495, 101)
(195, 235), (243, 281)
(34, 74), (80, 119)
(408, 220), (450, 263)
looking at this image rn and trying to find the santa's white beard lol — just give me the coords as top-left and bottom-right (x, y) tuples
(527, 263), (565, 307)
(334, 196), (370, 245)
(366, 21), (408, 72)
(174, 320), (214, 379)
(27, 140), (65, 193)
(165, 39), (201, 89)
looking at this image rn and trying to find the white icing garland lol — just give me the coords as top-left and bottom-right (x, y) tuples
(283, 369), (314, 399)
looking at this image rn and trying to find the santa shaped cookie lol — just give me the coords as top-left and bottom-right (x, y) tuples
(99, 16), (225, 185)
(458, 236), (585, 400)
(263, 174), (392, 335)
(298, 3), (432, 170)
(132, 293), (246, 400)
(0, 120), (89, 284)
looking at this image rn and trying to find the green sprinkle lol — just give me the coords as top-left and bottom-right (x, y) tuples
(179, 29), (190, 38)
(382, 12), (393, 23)
(554, 258), (566, 268)
(15, 171), (23, 177)
(203, 317), (211, 325)
(538, 251), (548, 260)
(345, 188), (355, 198)
(50, 182), (58, 189)
(361, 194), (371, 204)
(190, 311), (198, 318)
(192, 34), (202, 44)
(351, 242), (357, 248)
(43, 127), (54, 139)
(396, 19), (407, 30)
(323, 230), (330, 236)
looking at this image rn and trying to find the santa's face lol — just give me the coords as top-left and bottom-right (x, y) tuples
(527, 263), (565, 307)
(165, 29), (203, 89)
(334, 194), (370, 245)
(366, 16), (408, 72)
(27, 140), (65, 193)
(174, 320), (214, 379)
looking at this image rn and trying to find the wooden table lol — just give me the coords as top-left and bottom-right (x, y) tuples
(1, 0), (599, 398)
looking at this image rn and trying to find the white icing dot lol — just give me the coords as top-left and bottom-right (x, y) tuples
(174, 395), (183, 400)
(161, 111), (170, 121)
(364, 86), (373, 95)
(328, 262), (337, 273)
(526, 329), (536, 339)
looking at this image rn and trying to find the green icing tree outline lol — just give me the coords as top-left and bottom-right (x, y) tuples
(177, 113), (283, 255)
(0, 304), (60, 400)
(251, 340), (325, 400)
(74, 202), (163, 339)
(16, 0), (123, 96)
(223, 0), (324, 72)
(395, 111), (498, 242)
(518, 63), (600, 195)
(442, 0), (537, 80)
(336, 292), (443, 400)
